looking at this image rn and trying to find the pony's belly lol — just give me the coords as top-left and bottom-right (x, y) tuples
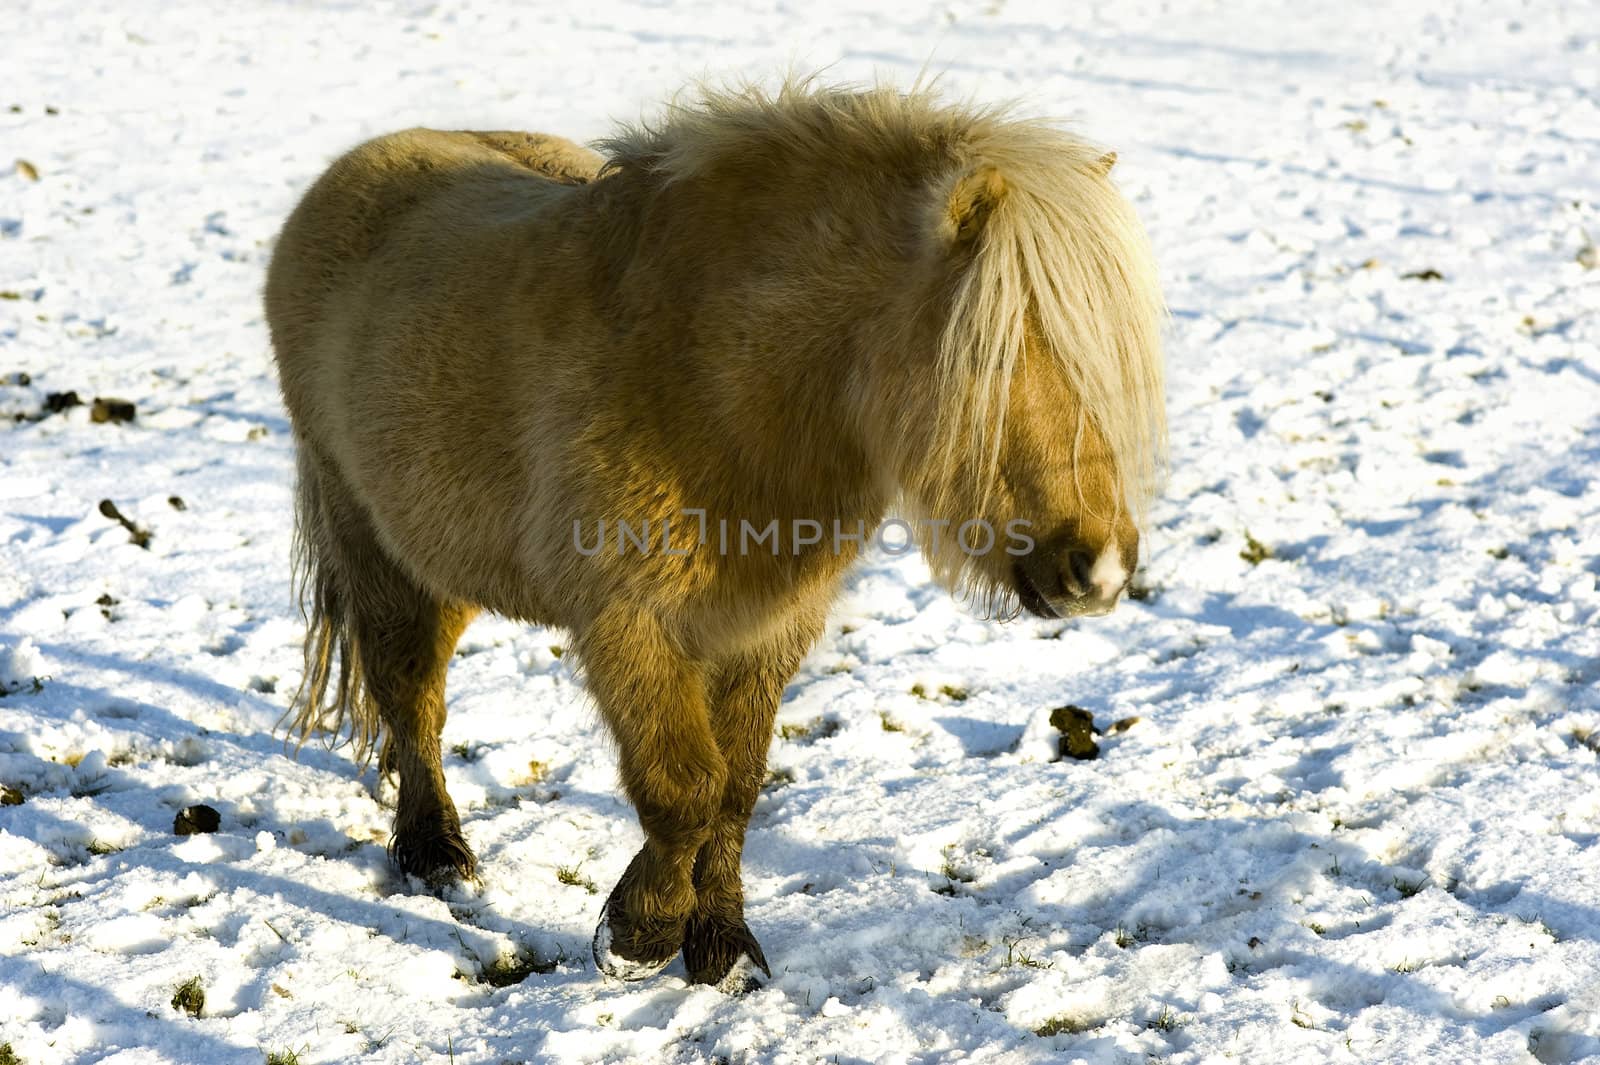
(388, 517), (554, 623)
(343, 441), (550, 621)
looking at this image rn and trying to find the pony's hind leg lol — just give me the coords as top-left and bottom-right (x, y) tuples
(579, 606), (728, 979)
(363, 592), (479, 885)
(683, 623), (818, 989)
(313, 463), (480, 885)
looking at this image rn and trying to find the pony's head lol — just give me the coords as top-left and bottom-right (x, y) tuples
(875, 100), (1167, 620)
(599, 80), (1164, 618)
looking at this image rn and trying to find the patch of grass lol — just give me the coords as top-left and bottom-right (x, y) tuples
(0, 1042), (22, 1065)
(1145, 1004), (1183, 1031)
(1288, 999), (1316, 1030)
(1391, 957), (1420, 973)
(909, 682), (970, 702)
(512, 759), (550, 787)
(555, 864), (597, 894)
(878, 712), (904, 733)
(763, 766), (796, 790)
(1392, 875), (1429, 899)
(957, 934), (988, 957)
(264, 1050), (300, 1065)
(1239, 531), (1274, 565)
(940, 847), (975, 885)
(1114, 925), (1135, 949)
(171, 975), (205, 1017)
(1518, 913), (1560, 943)
(19, 908), (60, 947)
(1001, 935), (1050, 970)
(778, 717), (839, 743)
(0, 674), (45, 700)
(1034, 1015), (1092, 1036)
(479, 947), (559, 987)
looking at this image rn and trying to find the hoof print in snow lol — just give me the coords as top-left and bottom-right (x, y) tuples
(174, 804), (221, 835)
(1049, 705), (1100, 761)
(98, 499), (152, 549)
(1, 784), (23, 806)
(90, 396), (137, 423)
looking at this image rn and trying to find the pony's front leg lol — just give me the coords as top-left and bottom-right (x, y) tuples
(580, 607), (727, 980)
(684, 627), (817, 989)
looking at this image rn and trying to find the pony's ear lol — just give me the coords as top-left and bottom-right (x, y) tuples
(942, 165), (1006, 248)
(1089, 151), (1117, 176)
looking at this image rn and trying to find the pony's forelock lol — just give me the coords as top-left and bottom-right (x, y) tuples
(932, 122), (1167, 520)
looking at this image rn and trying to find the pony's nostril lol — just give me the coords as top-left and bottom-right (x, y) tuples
(1064, 550), (1095, 596)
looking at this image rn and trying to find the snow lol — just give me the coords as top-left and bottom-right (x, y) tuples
(2, 0), (1599, 1062)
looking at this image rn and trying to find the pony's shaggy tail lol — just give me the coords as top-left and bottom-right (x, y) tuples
(283, 450), (382, 768)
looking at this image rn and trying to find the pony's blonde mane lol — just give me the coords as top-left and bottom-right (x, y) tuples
(600, 78), (1166, 603)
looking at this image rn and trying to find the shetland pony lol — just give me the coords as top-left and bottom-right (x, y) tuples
(264, 81), (1165, 990)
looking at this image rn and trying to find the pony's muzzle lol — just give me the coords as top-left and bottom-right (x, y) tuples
(1014, 539), (1129, 619)
(1065, 544), (1128, 607)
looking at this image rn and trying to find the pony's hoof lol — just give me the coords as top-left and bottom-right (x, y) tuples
(391, 831), (478, 891)
(683, 914), (771, 993)
(591, 880), (684, 980)
(592, 913), (676, 981)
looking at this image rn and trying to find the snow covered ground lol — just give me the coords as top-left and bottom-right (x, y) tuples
(3, 0), (1599, 1062)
